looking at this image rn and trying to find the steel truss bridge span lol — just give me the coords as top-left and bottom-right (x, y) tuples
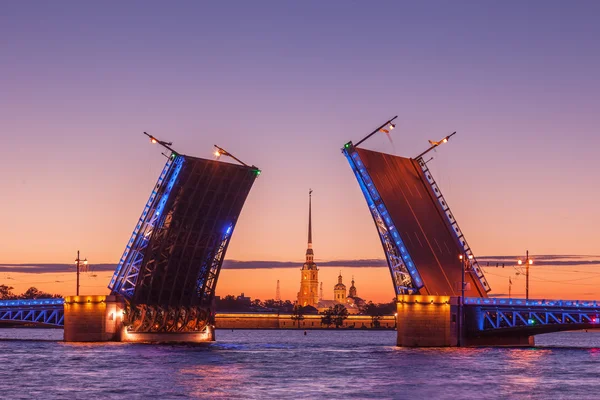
(465, 297), (600, 336)
(0, 299), (64, 327)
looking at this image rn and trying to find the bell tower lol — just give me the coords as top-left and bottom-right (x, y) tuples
(348, 276), (357, 298)
(334, 272), (347, 303)
(297, 189), (319, 307)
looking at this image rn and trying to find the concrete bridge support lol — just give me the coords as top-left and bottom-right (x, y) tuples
(396, 296), (536, 347)
(396, 295), (458, 347)
(64, 295), (215, 343)
(64, 295), (125, 342)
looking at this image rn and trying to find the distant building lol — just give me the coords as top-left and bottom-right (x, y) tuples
(318, 272), (364, 314)
(297, 190), (319, 307)
(296, 190), (365, 313)
(348, 276), (357, 298)
(237, 293), (251, 306)
(334, 272), (346, 303)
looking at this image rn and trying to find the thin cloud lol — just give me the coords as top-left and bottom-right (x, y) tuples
(222, 259), (387, 269)
(0, 264), (117, 274)
(1, 255), (598, 274)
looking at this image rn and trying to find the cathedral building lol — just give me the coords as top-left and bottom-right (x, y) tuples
(318, 272), (364, 314)
(297, 190), (319, 307)
(296, 190), (365, 313)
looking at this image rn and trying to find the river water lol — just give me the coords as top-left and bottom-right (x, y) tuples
(1, 329), (600, 399)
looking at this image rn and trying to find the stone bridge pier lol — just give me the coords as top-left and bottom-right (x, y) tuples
(396, 295), (535, 347)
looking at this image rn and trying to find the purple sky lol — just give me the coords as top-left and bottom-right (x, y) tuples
(1, 1), (599, 271)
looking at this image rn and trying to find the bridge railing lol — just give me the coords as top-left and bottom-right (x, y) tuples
(465, 297), (600, 309)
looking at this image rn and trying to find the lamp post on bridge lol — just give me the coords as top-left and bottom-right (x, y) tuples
(75, 250), (88, 296)
(517, 250), (534, 300)
(458, 253), (473, 346)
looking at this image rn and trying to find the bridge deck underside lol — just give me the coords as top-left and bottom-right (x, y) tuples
(356, 148), (486, 297)
(133, 156), (256, 308)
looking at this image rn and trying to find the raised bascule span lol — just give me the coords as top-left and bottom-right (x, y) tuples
(107, 148), (259, 336)
(341, 116), (600, 346)
(343, 146), (490, 297)
(102, 137), (259, 341)
(5, 134), (261, 342)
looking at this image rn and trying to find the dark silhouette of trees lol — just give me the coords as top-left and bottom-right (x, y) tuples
(321, 311), (333, 327)
(332, 304), (349, 328)
(0, 285), (60, 300)
(321, 304), (349, 328)
(0, 284), (16, 300)
(362, 301), (384, 328)
(215, 296), (296, 313)
(20, 287), (60, 299)
(291, 304), (305, 328)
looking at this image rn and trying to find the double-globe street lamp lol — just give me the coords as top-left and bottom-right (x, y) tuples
(458, 253), (473, 346)
(75, 250), (88, 296)
(517, 250), (534, 300)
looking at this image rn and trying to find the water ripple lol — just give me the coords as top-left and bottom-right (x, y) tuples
(1, 329), (600, 399)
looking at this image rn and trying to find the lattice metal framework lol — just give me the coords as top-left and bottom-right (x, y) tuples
(416, 157), (491, 292)
(109, 155), (183, 296)
(343, 145), (423, 295)
(0, 299), (64, 327)
(465, 297), (600, 331)
(112, 154), (258, 333)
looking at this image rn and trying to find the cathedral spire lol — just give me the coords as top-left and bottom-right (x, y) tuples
(305, 189), (315, 265)
(308, 189), (313, 249)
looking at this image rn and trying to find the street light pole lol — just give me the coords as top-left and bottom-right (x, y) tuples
(74, 250), (88, 296)
(526, 250), (530, 300)
(458, 253), (473, 347)
(517, 250), (533, 300)
(458, 254), (465, 347)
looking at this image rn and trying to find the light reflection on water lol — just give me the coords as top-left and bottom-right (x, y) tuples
(1, 329), (600, 399)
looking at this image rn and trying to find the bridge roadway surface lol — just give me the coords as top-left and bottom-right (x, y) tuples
(354, 148), (487, 297)
(3, 297), (600, 338)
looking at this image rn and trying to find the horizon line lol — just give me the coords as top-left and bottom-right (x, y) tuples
(1, 255), (599, 274)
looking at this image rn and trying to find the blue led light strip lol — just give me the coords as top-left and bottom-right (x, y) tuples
(108, 156), (185, 298)
(196, 223), (235, 307)
(108, 157), (175, 290)
(0, 298), (65, 307)
(343, 148), (423, 295)
(416, 158), (491, 292)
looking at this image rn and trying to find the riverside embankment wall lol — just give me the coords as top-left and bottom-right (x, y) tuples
(215, 313), (395, 329)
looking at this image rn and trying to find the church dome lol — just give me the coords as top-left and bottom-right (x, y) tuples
(334, 272), (346, 290)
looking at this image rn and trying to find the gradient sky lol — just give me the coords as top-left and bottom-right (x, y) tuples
(1, 2), (599, 299)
